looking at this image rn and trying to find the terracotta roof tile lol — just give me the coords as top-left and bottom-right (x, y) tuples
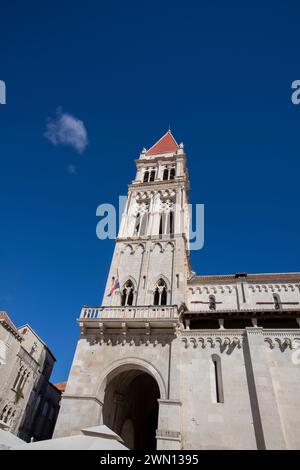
(146, 130), (178, 155)
(189, 272), (300, 284)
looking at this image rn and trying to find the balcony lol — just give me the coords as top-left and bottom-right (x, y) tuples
(78, 305), (179, 331)
(80, 305), (177, 319)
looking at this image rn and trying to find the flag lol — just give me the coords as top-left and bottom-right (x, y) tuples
(107, 271), (120, 297)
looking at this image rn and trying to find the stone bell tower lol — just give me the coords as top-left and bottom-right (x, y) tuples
(49, 130), (300, 451)
(101, 129), (190, 308)
(54, 130), (191, 450)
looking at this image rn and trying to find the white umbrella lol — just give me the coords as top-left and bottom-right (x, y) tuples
(0, 428), (25, 450)
(12, 425), (128, 450)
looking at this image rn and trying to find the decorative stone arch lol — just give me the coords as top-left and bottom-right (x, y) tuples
(121, 275), (137, 290)
(134, 243), (145, 254)
(124, 243), (134, 255)
(165, 241), (174, 252)
(98, 359), (164, 449)
(96, 357), (167, 404)
(151, 242), (163, 253)
(153, 274), (171, 291)
(152, 275), (170, 306)
(0, 401), (18, 427)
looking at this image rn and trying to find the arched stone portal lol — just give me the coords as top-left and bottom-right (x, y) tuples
(102, 369), (160, 449)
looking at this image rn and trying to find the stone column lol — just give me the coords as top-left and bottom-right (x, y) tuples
(175, 153), (185, 177)
(174, 187), (182, 235)
(118, 193), (131, 238)
(244, 327), (286, 449)
(156, 335), (182, 450)
(157, 163), (164, 180)
(151, 192), (161, 236)
(146, 192), (155, 237)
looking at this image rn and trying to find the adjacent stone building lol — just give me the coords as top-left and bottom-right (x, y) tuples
(54, 131), (300, 450)
(0, 312), (61, 441)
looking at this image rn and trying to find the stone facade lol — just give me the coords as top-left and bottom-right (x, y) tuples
(54, 131), (300, 449)
(0, 312), (61, 442)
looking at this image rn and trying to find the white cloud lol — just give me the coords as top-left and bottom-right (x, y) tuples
(45, 108), (88, 154)
(66, 164), (77, 175)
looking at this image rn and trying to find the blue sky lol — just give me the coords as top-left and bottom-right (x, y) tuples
(0, 0), (300, 381)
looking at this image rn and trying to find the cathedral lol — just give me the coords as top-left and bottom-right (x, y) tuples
(54, 131), (300, 450)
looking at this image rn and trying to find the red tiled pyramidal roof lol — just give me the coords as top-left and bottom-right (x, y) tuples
(146, 130), (178, 155)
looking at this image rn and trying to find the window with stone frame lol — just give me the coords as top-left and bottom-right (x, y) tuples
(0, 405), (16, 426)
(211, 354), (224, 403)
(273, 293), (281, 310)
(162, 166), (176, 181)
(153, 279), (168, 306)
(134, 200), (149, 237)
(143, 168), (156, 183)
(209, 295), (216, 310)
(121, 280), (134, 306)
(159, 195), (175, 237)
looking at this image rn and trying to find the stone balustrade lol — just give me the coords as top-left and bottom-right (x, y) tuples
(79, 305), (178, 320)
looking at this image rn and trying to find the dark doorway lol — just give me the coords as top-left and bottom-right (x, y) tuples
(102, 369), (160, 450)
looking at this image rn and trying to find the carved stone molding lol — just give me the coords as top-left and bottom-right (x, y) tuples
(188, 285), (233, 295)
(248, 283), (296, 293)
(88, 334), (172, 347)
(264, 335), (300, 350)
(181, 335), (242, 349)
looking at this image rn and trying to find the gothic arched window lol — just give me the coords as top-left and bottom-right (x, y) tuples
(0, 406), (7, 423)
(5, 408), (11, 424)
(153, 279), (168, 306)
(143, 171), (149, 182)
(1, 406), (15, 425)
(209, 295), (216, 311)
(170, 168), (175, 179)
(9, 410), (16, 425)
(121, 280), (134, 306)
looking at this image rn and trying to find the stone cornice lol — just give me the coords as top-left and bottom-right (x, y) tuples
(189, 273), (300, 285)
(179, 328), (244, 336)
(135, 154), (186, 165)
(184, 308), (300, 318)
(116, 234), (187, 244)
(263, 328), (300, 335)
(61, 394), (103, 407)
(129, 179), (188, 192)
